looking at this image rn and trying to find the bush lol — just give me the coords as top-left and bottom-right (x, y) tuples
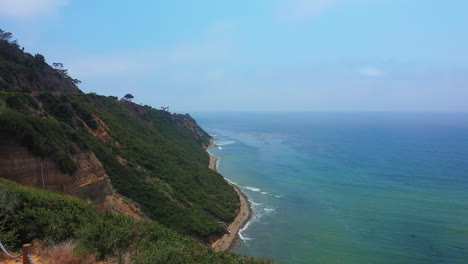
(0, 92), (38, 113)
(0, 179), (98, 247)
(39, 92), (74, 126)
(71, 100), (97, 129)
(77, 214), (135, 259)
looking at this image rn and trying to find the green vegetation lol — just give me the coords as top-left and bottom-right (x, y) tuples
(0, 30), (80, 93)
(0, 28), (262, 263)
(73, 94), (239, 237)
(0, 29), (239, 239)
(172, 113), (212, 147)
(0, 99), (80, 174)
(0, 84), (238, 239)
(0, 179), (273, 263)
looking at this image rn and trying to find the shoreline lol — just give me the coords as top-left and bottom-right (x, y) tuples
(207, 138), (253, 252)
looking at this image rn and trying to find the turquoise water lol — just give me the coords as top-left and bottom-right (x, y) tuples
(195, 112), (468, 264)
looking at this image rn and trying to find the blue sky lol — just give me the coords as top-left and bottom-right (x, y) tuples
(1, 0), (467, 112)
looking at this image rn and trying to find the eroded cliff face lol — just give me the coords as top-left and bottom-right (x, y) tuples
(0, 139), (108, 198)
(0, 138), (144, 220)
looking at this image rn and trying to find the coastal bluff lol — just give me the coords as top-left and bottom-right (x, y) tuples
(0, 32), (238, 240)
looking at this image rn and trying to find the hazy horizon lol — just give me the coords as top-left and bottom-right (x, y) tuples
(1, 0), (467, 112)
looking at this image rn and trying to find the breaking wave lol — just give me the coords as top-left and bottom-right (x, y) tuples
(244, 186), (261, 192)
(250, 201), (262, 206)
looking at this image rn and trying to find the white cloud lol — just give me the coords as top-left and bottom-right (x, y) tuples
(0, 0), (69, 20)
(359, 67), (385, 77)
(276, 0), (343, 23)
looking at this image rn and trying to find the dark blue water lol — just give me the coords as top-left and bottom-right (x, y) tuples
(194, 112), (468, 264)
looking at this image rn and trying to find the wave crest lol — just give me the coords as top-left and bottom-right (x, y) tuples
(244, 186), (261, 192)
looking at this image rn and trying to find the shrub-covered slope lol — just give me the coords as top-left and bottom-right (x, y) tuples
(0, 31), (238, 239)
(0, 179), (273, 263)
(0, 34), (80, 93)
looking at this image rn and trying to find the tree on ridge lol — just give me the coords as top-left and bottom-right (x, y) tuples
(123, 94), (134, 101)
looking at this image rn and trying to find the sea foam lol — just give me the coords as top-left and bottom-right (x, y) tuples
(239, 208), (258, 242)
(224, 178), (238, 186)
(244, 186), (261, 192)
(239, 231), (253, 241)
(250, 201), (262, 206)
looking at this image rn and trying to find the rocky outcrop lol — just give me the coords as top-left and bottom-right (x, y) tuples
(87, 115), (119, 147)
(172, 113), (211, 147)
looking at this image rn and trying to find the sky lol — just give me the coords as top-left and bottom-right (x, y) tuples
(1, 0), (467, 112)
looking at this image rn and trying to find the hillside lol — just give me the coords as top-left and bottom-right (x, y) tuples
(0, 178), (273, 263)
(0, 31), (80, 93)
(0, 30), (239, 241)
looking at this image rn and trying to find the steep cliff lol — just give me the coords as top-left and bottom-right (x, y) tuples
(0, 34), (238, 239)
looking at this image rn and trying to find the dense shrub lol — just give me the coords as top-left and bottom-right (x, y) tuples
(39, 92), (74, 126)
(0, 179), (274, 264)
(71, 100), (97, 129)
(77, 214), (135, 259)
(3, 92), (38, 112)
(0, 179), (98, 247)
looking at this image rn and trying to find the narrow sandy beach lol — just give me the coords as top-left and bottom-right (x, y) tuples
(207, 139), (252, 252)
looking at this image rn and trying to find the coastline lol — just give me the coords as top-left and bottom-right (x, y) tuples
(207, 138), (253, 252)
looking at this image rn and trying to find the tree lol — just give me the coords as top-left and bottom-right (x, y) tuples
(52, 62), (69, 78)
(10, 39), (19, 48)
(0, 29), (13, 42)
(34, 54), (46, 64)
(123, 94), (134, 101)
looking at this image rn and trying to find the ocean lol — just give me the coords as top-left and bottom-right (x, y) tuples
(194, 112), (468, 264)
